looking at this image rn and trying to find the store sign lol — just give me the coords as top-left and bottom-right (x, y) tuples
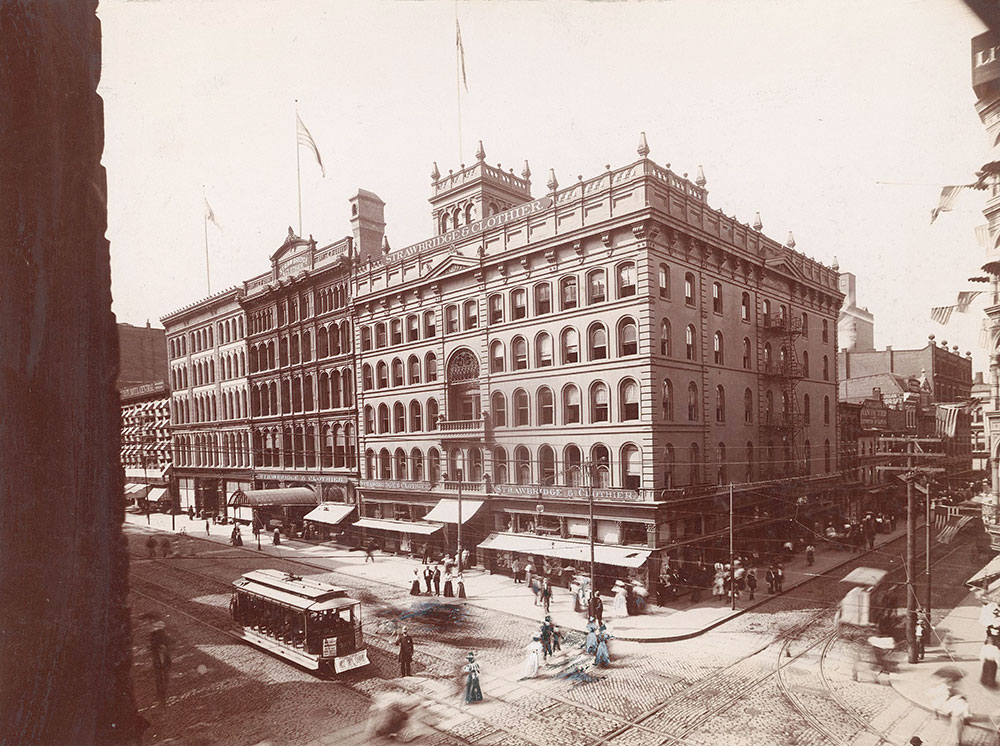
(334, 649), (370, 673)
(278, 252), (310, 278)
(359, 479), (432, 491)
(121, 381), (168, 400)
(860, 401), (888, 430)
(383, 196), (554, 264)
(496, 484), (642, 502)
(254, 472), (350, 484)
(322, 636), (339, 657)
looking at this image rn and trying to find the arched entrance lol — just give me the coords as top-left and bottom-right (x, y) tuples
(447, 348), (481, 421)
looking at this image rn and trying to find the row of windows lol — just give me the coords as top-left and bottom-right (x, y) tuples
(170, 317), (246, 360)
(250, 369), (354, 417)
(171, 388), (249, 425)
(252, 422), (357, 469)
(249, 323), (352, 374)
(173, 431), (250, 469)
(172, 350), (248, 390)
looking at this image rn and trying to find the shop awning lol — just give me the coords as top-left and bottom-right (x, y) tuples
(229, 487), (317, 507)
(146, 487), (168, 504)
(353, 518), (441, 535)
(967, 555), (1000, 593)
(124, 482), (139, 492)
(303, 503), (355, 526)
(477, 533), (651, 568)
(125, 484), (149, 497)
(423, 499), (484, 524)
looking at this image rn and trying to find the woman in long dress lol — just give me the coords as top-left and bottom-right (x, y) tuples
(410, 567), (422, 596)
(520, 637), (542, 679)
(443, 571), (454, 598)
(463, 653), (483, 703)
(612, 582), (628, 618)
(594, 625), (612, 667)
(584, 619), (598, 655)
(456, 573), (467, 599)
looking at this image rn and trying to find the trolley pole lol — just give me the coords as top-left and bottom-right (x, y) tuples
(456, 470), (463, 573)
(730, 483), (736, 611)
(906, 441), (918, 664)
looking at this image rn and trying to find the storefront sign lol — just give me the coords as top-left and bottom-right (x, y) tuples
(121, 381), (168, 400)
(322, 636), (339, 657)
(359, 479), (432, 491)
(496, 484), (642, 502)
(334, 649), (370, 673)
(254, 472), (351, 484)
(383, 196), (554, 264)
(860, 400), (888, 430)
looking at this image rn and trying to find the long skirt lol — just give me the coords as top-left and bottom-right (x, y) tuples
(521, 652), (539, 679)
(410, 580), (421, 595)
(443, 581), (454, 598)
(982, 657), (998, 688)
(585, 631), (598, 654)
(458, 582), (467, 599)
(465, 674), (483, 703)
(595, 640), (611, 667)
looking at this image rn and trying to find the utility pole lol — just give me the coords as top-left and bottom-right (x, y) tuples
(925, 480), (933, 623)
(588, 461), (596, 601)
(730, 482), (736, 611)
(906, 440), (918, 664)
(456, 469), (463, 573)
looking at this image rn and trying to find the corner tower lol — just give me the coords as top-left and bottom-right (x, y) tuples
(429, 140), (533, 235)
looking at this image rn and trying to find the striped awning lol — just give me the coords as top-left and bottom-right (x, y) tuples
(229, 487), (317, 507)
(353, 518), (441, 535)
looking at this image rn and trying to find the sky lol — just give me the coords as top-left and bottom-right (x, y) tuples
(99, 0), (994, 371)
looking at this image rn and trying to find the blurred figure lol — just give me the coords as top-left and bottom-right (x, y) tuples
(149, 621), (171, 707)
(463, 652), (483, 704)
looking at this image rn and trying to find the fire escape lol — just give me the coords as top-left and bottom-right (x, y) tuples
(759, 311), (805, 478)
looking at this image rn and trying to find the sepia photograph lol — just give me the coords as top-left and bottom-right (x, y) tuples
(10, 1), (1000, 744)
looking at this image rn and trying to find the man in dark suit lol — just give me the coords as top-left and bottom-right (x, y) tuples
(433, 565), (442, 596)
(398, 626), (414, 677)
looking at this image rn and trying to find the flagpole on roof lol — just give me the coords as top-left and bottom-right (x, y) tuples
(455, 0), (465, 165)
(202, 194), (212, 296)
(295, 101), (303, 236)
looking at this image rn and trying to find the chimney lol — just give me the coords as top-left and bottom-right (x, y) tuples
(349, 190), (386, 264)
(976, 371), (985, 385)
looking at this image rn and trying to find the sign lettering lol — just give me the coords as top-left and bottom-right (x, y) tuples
(333, 649), (370, 673)
(496, 484), (642, 502)
(359, 479), (432, 491)
(322, 636), (339, 657)
(121, 381), (168, 400)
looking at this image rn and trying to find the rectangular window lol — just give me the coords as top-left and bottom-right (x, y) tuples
(446, 306), (459, 333)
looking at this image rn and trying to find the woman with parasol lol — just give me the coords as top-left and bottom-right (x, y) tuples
(463, 652), (483, 704)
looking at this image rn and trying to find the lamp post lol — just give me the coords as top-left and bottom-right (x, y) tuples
(587, 460), (596, 601)
(456, 469), (463, 573)
(729, 482), (736, 611)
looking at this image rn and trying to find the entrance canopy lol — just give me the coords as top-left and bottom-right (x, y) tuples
(353, 518), (441, 535)
(146, 487), (168, 504)
(303, 503), (355, 526)
(229, 487), (317, 507)
(478, 533), (650, 568)
(423, 499), (484, 524)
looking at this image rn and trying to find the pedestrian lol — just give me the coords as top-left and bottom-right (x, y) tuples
(531, 575), (541, 606)
(765, 565), (776, 594)
(981, 624), (1000, 687)
(943, 691), (970, 745)
(145, 535), (158, 558)
(463, 652), (483, 704)
(746, 569), (758, 601)
(456, 572), (467, 599)
(915, 617), (929, 661)
(421, 542), (430, 565)
(205, 518), (211, 536)
(512, 558), (522, 583)
(273, 527), (281, 545)
(594, 624), (612, 668)
(540, 616), (554, 659)
(443, 569), (454, 598)
(584, 618), (599, 654)
(444, 554), (454, 574)
(180, 526), (192, 556)
(187, 505), (194, 520)
(889, 512), (897, 532)
(461, 547), (470, 569)
(612, 580), (628, 617)
(520, 636), (542, 679)
(398, 626), (414, 677)
(365, 540), (375, 563)
(591, 592), (604, 625)
(551, 622), (562, 653)
(541, 578), (552, 613)
(633, 581), (648, 614)
(410, 567), (422, 596)
(161, 535), (173, 558)
(423, 565), (433, 594)
(775, 565), (784, 593)
(806, 544), (815, 566)
(524, 562), (533, 588)
(149, 621), (171, 707)
(433, 565), (441, 596)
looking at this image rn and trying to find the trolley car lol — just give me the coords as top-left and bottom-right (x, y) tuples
(837, 567), (899, 630)
(230, 569), (369, 675)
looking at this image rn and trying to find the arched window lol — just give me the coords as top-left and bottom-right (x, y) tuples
(803, 394), (811, 424)
(617, 262), (636, 298)
(394, 448), (407, 480)
(658, 264), (670, 299)
(620, 379), (639, 421)
(592, 444), (610, 488)
(445, 305), (459, 333)
(493, 447), (508, 485)
(424, 311), (436, 338)
(514, 389), (530, 426)
(411, 448), (424, 481)
(662, 379), (674, 420)
(538, 387), (555, 425)
(377, 404), (390, 433)
(563, 385), (581, 424)
(660, 319), (672, 356)
(427, 398), (439, 430)
(365, 449), (376, 479)
(744, 388), (754, 424)
(621, 445), (641, 489)
(684, 272), (696, 305)
(406, 314), (419, 342)
(741, 292), (751, 321)
(539, 445), (556, 485)
(362, 364), (373, 391)
(687, 382), (699, 421)
(802, 351), (810, 378)
(425, 352), (438, 381)
(469, 447), (483, 481)
(712, 282), (723, 313)
(534, 282), (552, 315)
(393, 402), (406, 432)
(801, 312), (809, 336)
(391, 358), (404, 386)
(463, 300), (478, 330)
(561, 327), (579, 364)
(491, 392), (506, 427)
(378, 448), (391, 479)
(564, 445), (582, 486)
(824, 440), (832, 472)
(410, 400), (422, 432)
(823, 355), (830, 381)
(587, 269), (607, 304)
(685, 325), (696, 360)
(824, 395), (831, 425)
(488, 294), (503, 324)
(763, 299), (771, 324)
(515, 446), (531, 484)
(376, 361), (388, 389)
(713, 331), (724, 365)
(391, 319), (403, 345)
(765, 390), (773, 424)
(535, 332), (553, 367)
(763, 342), (772, 371)
(619, 318), (638, 356)
(511, 288), (527, 320)
(591, 382), (610, 423)
(408, 355), (421, 384)
(560, 276), (578, 310)
(428, 448), (441, 484)
(689, 443), (701, 484)
(822, 319), (829, 342)
(589, 323), (608, 360)
(716, 385), (726, 422)
(375, 323), (387, 348)
(717, 442), (728, 484)
(489, 341), (505, 373)
(512, 337), (528, 370)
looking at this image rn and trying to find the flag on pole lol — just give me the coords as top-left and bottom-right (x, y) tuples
(456, 18), (469, 92)
(930, 185), (967, 223)
(204, 198), (222, 231)
(956, 290), (983, 311)
(296, 113), (325, 177)
(975, 223), (993, 252)
(930, 305), (954, 325)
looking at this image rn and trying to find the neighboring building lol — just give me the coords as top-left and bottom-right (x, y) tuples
(973, 371), (990, 473)
(350, 137), (843, 595)
(836, 268), (875, 353)
(117, 321), (168, 390)
(838, 336), (973, 404)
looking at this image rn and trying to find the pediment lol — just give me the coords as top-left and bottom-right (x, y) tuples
(422, 254), (479, 281)
(763, 252), (806, 281)
(269, 226), (312, 264)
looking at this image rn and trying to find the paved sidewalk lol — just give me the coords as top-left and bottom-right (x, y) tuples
(890, 591), (1000, 738)
(125, 511), (915, 642)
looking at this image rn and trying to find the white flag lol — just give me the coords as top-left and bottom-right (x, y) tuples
(930, 185), (966, 224)
(296, 113), (325, 177)
(204, 198), (222, 231)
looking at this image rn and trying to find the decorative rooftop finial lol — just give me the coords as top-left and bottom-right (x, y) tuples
(475, 140), (486, 161)
(832, 255), (840, 271)
(637, 131), (650, 158)
(522, 160), (531, 181)
(786, 231), (796, 249)
(381, 236), (391, 254)
(695, 165), (706, 187)
(547, 168), (559, 192)
(431, 162), (440, 182)
(752, 212), (763, 231)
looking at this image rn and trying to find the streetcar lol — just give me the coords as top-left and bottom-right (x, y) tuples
(230, 569), (369, 675)
(837, 567), (899, 631)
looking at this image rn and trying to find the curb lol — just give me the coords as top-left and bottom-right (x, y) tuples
(887, 671), (996, 733)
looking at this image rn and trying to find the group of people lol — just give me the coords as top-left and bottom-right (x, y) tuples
(410, 557), (467, 599)
(520, 615), (563, 678)
(394, 628), (482, 707)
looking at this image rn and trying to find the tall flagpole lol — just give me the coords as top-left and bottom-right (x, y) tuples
(455, 1), (463, 164)
(296, 102), (303, 236)
(203, 212), (211, 295)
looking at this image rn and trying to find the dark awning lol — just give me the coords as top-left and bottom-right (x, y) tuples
(229, 487), (317, 507)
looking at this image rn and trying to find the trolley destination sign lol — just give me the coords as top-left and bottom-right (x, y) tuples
(382, 195), (554, 265)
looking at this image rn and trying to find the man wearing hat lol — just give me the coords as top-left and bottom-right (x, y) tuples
(540, 616), (554, 660)
(398, 626), (414, 677)
(149, 621), (172, 707)
(909, 737), (922, 746)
